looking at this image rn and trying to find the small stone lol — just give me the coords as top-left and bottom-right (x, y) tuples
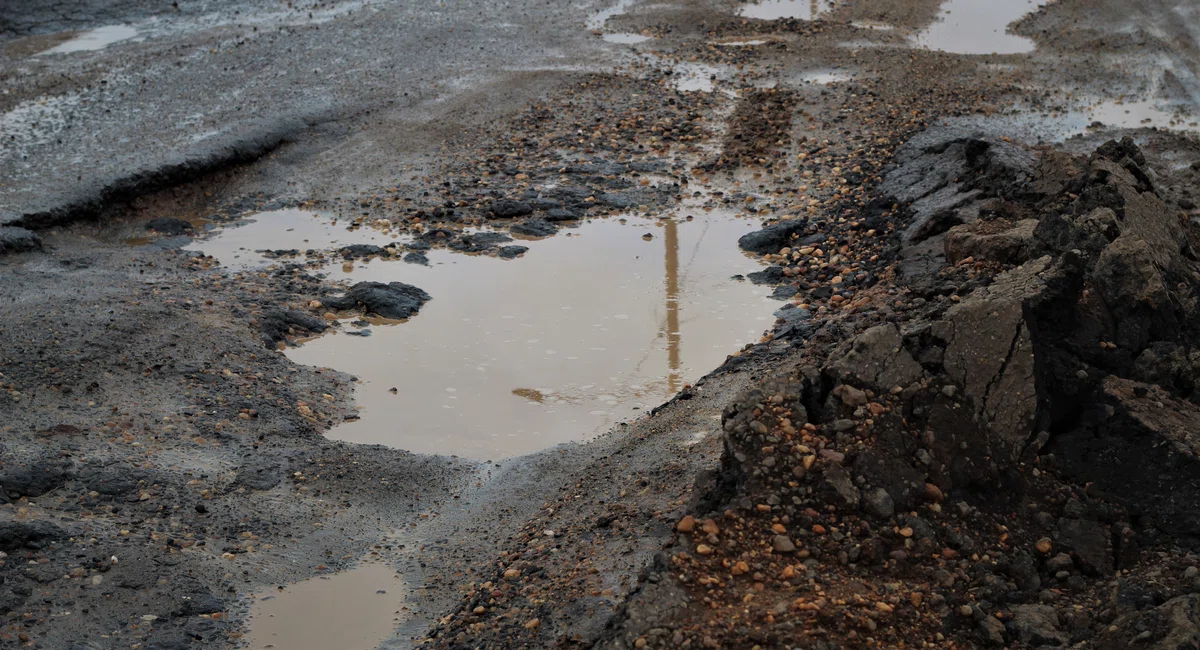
(473, 606), (486, 614)
(924, 483), (944, 502)
(732, 561), (750, 576)
(696, 544), (714, 555)
(701, 520), (720, 535)
(677, 515), (697, 533)
(524, 618), (540, 629)
(1185, 566), (1199, 580)
(941, 385), (958, 398)
(504, 568), (521, 580)
(1035, 538), (1053, 554)
(959, 605), (975, 617)
(875, 602), (894, 613)
(772, 536), (796, 553)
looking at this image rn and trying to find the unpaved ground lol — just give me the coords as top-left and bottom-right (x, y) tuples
(3, 0), (1200, 649)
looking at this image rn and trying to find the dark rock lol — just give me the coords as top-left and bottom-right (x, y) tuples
(543, 208), (581, 221)
(0, 458), (69, 498)
(81, 464), (146, 496)
(323, 282), (431, 319)
(233, 461), (282, 491)
(0, 226), (43, 253)
(340, 244), (384, 259)
(738, 219), (807, 254)
(498, 245), (529, 259)
(747, 266), (786, 285)
(819, 464), (860, 510)
(1056, 518), (1113, 576)
(0, 520), (65, 552)
(144, 218), (194, 235)
(174, 593), (225, 617)
(510, 220), (558, 238)
(489, 199), (533, 218)
(1011, 605), (1067, 646)
(403, 251), (429, 265)
(861, 487), (895, 519)
(825, 324), (924, 392)
(530, 198), (561, 210)
(259, 309), (327, 347)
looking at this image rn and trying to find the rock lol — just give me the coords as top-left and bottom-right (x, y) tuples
(0, 226), (42, 254)
(323, 281), (431, 319)
(542, 208), (581, 221)
(977, 614), (1006, 645)
(259, 309), (327, 347)
(1046, 553), (1073, 573)
(825, 324), (924, 392)
(862, 487), (895, 519)
(941, 257), (1050, 461)
(403, 251), (429, 265)
(0, 457), (69, 498)
(498, 245), (528, 259)
(820, 464), (860, 510)
(233, 461), (282, 491)
(944, 218), (1038, 264)
(1011, 605), (1067, 646)
(747, 266), (786, 285)
(738, 219), (807, 254)
(1091, 234), (1173, 350)
(677, 516), (696, 533)
(144, 218), (194, 235)
(340, 244), (384, 258)
(81, 464), (146, 496)
(1056, 518), (1112, 576)
(510, 219), (558, 238)
(453, 232), (512, 252)
(0, 520), (65, 552)
(1099, 594), (1200, 650)
(772, 535), (796, 553)
(489, 199), (533, 218)
(174, 593), (225, 617)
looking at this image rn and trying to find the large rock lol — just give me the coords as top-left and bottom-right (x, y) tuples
(324, 281), (431, 319)
(259, 309), (328, 348)
(489, 199), (533, 219)
(0, 520), (65, 551)
(1092, 234), (1172, 350)
(1098, 594), (1200, 650)
(1011, 604), (1067, 646)
(940, 257), (1050, 460)
(944, 218), (1038, 264)
(0, 226), (42, 254)
(1056, 518), (1113, 576)
(825, 324), (924, 392)
(737, 219), (807, 254)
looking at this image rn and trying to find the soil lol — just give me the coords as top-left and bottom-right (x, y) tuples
(3, 0), (1200, 649)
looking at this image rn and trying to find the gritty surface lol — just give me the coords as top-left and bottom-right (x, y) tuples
(3, 0), (1200, 649)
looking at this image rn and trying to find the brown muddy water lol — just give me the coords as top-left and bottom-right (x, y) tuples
(184, 200), (775, 460)
(242, 562), (406, 650)
(291, 207), (773, 459)
(911, 0), (1047, 55)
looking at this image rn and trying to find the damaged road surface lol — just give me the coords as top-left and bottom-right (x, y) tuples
(7, 0), (1200, 649)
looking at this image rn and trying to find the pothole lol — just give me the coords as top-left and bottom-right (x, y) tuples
(736, 0), (836, 21)
(911, 0), (1048, 55)
(38, 25), (138, 55)
(243, 562), (406, 650)
(281, 204), (772, 460)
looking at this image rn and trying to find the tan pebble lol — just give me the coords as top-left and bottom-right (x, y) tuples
(701, 520), (720, 535)
(504, 568), (521, 580)
(696, 544), (714, 555)
(677, 515), (697, 533)
(876, 602), (894, 613)
(1035, 538), (1053, 554)
(899, 527), (914, 538)
(524, 618), (540, 629)
(924, 483), (944, 502)
(732, 561), (750, 576)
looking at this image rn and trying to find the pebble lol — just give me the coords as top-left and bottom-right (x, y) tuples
(772, 535), (796, 553)
(677, 515), (697, 533)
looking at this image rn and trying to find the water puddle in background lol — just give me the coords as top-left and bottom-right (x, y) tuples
(244, 562), (405, 650)
(671, 62), (724, 92)
(39, 25), (138, 54)
(798, 69), (853, 85)
(284, 206), (771, 460)
(737, 0), (835, 21)
(851, 21), (896, 31)
(911, 0), (1047, 55)
(183, 208), (400, 270)
(587, 0), (638, 30)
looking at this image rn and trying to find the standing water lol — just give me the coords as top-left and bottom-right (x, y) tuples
(911, 0), (1048, 55)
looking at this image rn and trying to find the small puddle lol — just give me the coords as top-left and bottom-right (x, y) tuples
(671, 62), (725, 92)
(587, 0), (638, 30)
(284, 205), (772, 459)
(798, 69), (853, 85)
(183, 208), (399, 270)
(38, 25), (138, 54)
(737, 0), (835, 21)
(851, 21), (896, 31)
(911, 0), (1047, 55)
(243, 562), (405, 650)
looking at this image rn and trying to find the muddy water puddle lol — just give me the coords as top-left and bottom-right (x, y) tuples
(243, 562), (406, 650)
(284, 209), (772, 460)
(911, 0), (1047, 55)
(182, 208), (400, 270)
(737, 0), (835, 21)
(38, 25), (138, 55)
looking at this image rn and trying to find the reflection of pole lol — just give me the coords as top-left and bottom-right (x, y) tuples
(811, 0), (817, 18)
(664, 218), (681, 392)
